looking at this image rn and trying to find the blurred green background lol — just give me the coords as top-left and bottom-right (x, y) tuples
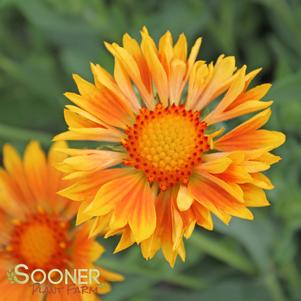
(0, 0), (301, 300)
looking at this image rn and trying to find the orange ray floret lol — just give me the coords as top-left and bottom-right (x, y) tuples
(0, 142), (123, 301)
(54, 27), (285, 267)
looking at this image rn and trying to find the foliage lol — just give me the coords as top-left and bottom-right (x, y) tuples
(0, 0), (301, 300)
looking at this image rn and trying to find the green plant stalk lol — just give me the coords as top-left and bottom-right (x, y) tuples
(190, 232), (256, 275)
(99, 258), (207, 290)
(0, 124), (52, 146)
(263, 272), (286, 301)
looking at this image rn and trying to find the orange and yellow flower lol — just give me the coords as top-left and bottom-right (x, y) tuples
(0, 141), (123, 301)
(54, 27), (285, 266)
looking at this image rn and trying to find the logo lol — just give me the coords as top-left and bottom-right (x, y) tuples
(6, 269), (16, 284)
(7, 264), (103, 296)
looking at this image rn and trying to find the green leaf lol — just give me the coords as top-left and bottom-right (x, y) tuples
(190, 231), (256, 275)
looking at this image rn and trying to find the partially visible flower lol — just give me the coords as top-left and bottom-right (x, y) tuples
(55, 27), (285, 266)
(0, 141), (123, 301)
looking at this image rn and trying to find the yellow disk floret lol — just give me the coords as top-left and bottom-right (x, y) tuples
(123, 103), (209, 190)
(9, 213), (69, 271)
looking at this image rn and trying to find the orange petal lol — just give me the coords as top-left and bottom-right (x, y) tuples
(171, 206), (183, 250)
(114, 58), (141, 113)
(70, 75), (129, 128)
(53, 127), (124, 142)
(218, 165), (253, 184)
(208, 66), (246, 115)
(64, 104), (107, 128)
(185, 61), (211, 109)
(251, 173), (274, 190)
(177, 185), (194, 211)
(216, 129), (285, 152)
(191, 202), (213, 230)
(97, 267), (124, 282)
(228, 83), (272, 110)
(76, 200), (93, 225)
(123, 33), (153, 95)
(71, 223), (105, 268)
(215, 109), (286, 151)
(196, 156), (232, 174)
(24, 141), (48, 203)
(127, 179), (157, 242)
(196, 170), (244, 202)
(61, 150), (125, 172)
(105, 41), (153, 109)
(114, 227), (135, 253)
(84, 171), (142, 217)
(256, 151), (281, 165)
(240, 160), (271, 173)
(194, 55), (236, 111)
(205, 100), (273, 125)
(58, 168), (129, 201)
(141, 233), (161, 260)
(2, 144), (33, 205)
(89, 214), (112, 236)
(186, 37), (202, 79)
(47, 141), (70, 212)
(241, 184), (270, 207)
(90, 63), (135, 118)
(141, 31), (169, 107)
(158, 30), (174, 76)
(189, 175), (253, 221)
(174, 33), (187, 61)
(169, 58), (186, 104)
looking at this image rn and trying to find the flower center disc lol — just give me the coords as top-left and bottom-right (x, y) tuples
(123, 104), (209, 190)
(9, 213), (69, 271)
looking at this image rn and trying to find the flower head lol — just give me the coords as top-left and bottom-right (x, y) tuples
(0, 141), (123, 300)
(55, 27), (285, 266)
